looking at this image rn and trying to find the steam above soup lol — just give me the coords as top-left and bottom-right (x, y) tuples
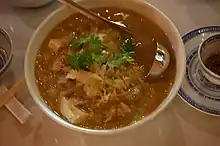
(35, 7), (176, 129)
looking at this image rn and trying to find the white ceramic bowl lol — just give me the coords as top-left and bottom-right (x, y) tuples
(25, 0), (186, 135)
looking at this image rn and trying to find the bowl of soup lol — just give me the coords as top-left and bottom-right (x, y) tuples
(25, 0), (185, 134)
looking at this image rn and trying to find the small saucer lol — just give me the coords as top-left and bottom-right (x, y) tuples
(178, 26), (220, 116)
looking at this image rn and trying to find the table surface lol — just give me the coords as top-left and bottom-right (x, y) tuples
(1, 0), (220, 146)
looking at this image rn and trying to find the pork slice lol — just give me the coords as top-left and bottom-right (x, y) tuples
(66, 70), (77, 80)
(113, 79), (127, 91)
(89, 63), (100, 74)
(60, 97), (88, 124)
(83, 84), (102, 97)
(48, 38), (66, 52)
(90, 64), (107, 78)
(115, 103), (131, 117)
(69, 98), (86, 106)
(105, 106), (117, 122)
(120, 102), (131, 113)
(58, 76), (67, 85)
(66, 70), (102, 82)
(66, 70), (103, 97)
(60, 83), (85, 97)
(62, 66), (71, 73)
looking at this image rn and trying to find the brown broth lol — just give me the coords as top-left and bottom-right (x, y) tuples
(35, 7), (176, 129)
(204, 53), (220, 76)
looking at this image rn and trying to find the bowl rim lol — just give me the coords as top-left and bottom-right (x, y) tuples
(25, 0), (186, 135)
(0, 28), (13, 77)
(198, 34), (220, 81)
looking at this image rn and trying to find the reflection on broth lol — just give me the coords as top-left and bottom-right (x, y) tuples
(35, 7), (176, 129)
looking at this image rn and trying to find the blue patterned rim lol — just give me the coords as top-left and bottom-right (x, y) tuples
(178, 26), (220, 115)
(186, 48), (220, 100)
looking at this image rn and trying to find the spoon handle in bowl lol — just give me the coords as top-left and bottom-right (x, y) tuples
(59, 0), (106, 23)
(58, 0), (130, 32)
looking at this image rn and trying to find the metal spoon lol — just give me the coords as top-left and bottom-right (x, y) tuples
(149, 43), (170, 77)
(58, 0), (170, 77)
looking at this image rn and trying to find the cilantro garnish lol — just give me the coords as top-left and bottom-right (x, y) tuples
(67, 33), (136, 70)
(122, 38), (135, 53)
(68, 34), (102, 51)
(107, 52), (134, 68)
(92, 53), (105, 63)
(67, 50), (93, 69)
(67, 34), (103, 69)
(88, 35), (102, 53)
(106, 38), (136, 68)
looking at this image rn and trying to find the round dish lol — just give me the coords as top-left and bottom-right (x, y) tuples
(0, 28), (13, 79)
(178, 26), (220, 116)
(25, 0), (185, 134)
(198, 34), (220, 85)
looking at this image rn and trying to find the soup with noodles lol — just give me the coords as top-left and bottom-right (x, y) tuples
(35, 7), (176, 129)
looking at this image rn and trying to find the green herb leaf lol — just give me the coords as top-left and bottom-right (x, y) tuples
(92, 53), (105, 63)
(122, 52), (135, 62)
(68, 50), (93, 69)
(67, 34), (104, 69)
(122, 38), (135, 53)
(68, 34), (102, 52)
(67, 34), (136, 69)
(68, 37), (87, 49)
(107, 52), (134, 68)
(88, 35), (102, 53)
(67, 51), (80, 69)
(106, 38), (136, 68)
(106, 58), (124, 68)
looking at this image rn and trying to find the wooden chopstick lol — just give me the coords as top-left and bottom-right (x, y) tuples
(0, 78), (26, 108)
(1, 85), (32, 124)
